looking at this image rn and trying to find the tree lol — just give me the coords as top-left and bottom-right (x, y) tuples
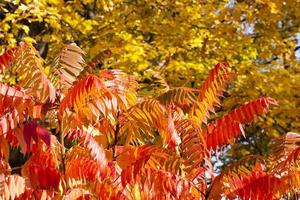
(0, 43), (299, 199)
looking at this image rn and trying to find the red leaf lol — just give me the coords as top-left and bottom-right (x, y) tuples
(59, 74), (121, 126)
(23, 122), (51, 152)
(207, 121), (242, 151)
(199, 62), (229, 101)
(166, 112), (181, 148)
(193, 62), (233, 124)
(22, 149), (60, 191)
(0, 48), (17, 71)
(83, 133), (108, 173)
(15, 189), (57, 199)
(206, 97), (277, 151)
(225, 171), (280, 200)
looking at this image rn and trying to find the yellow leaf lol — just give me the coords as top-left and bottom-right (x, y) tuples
(133, 183), (141, 200)
(267, 2), (279, 14)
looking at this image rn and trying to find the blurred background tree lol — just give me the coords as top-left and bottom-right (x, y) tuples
(1, 0), (300, 165)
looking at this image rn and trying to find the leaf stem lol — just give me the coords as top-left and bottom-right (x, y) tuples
(112, 110), (120, 160)
(60, 122), (68, 192)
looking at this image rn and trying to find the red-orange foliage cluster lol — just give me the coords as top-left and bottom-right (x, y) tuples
(0, 43), (299, 199)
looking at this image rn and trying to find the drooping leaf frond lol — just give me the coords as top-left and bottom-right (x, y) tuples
(51, 43), (85, 94)
(269, 132), (300, 196)
(191, 62), (233, 124)
(0, 83), (33, 115)
(0, 83), (32, 135)
(223, 171), (281, 200)
(82, 129), (108, 172)
(0, 110), (23, 139)
(63, 125), (108, 178)
(120, 100), (181, 148)
(66, 157), (100, 183)
(274, 146), (300, 172)
(59, 74), (129, 127)
(0, 48), (17, 72)
(22, 149), (60, 190)
(92, 180), (126, 200)
(277, 169), (300, 197)
(208, 155), (265, 199)
(0, 174), (26, 200)
(209, 151), (300, 199)
(100, 70), (138, 97)
(0, 83), (43, 150)
(65, 148), (122, 198)
(206, 121), (244, 151)
(122, 166), (200, 199)
(14, 189), (58, 200)
(222, 155), (265, 176)
(225, 97), (278, 124)
(12, 42), (56, 103)
(120, 99), (166, 145)
(94, 118), (115, 147)
(199, 62), (230, 101)
(175, 119), (207, 169)
(164, 111), (182, 148)
(119, 146), (199, 198)
(99, 69), (138, 109)
(157, 87), (198, 108)
(118, 145), (185, 177)
(66, 146), (91, 164)
(66, 133), (110, 185)
(271, 132), (300, 173)
(21, 122), (51, 153)
(206, 97), (277, 151)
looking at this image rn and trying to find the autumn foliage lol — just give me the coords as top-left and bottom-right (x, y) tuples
(0, 43), (299, 199)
